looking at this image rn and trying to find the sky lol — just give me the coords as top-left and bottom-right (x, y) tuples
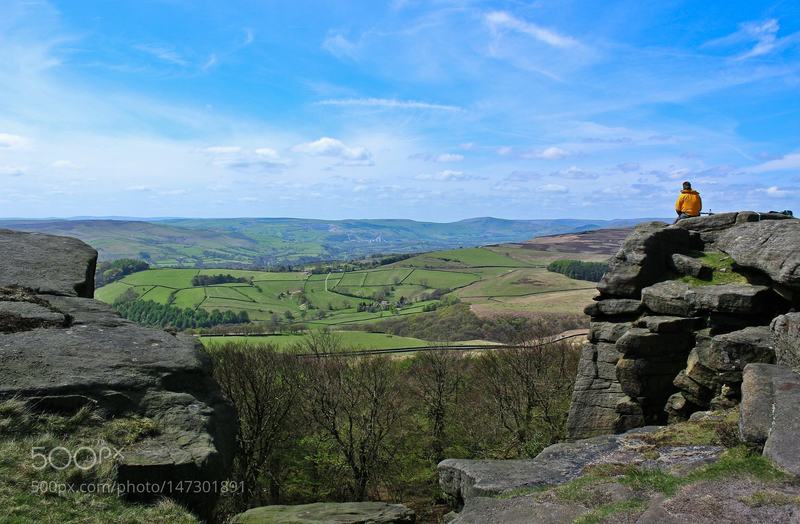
(0, 0), (798, 221)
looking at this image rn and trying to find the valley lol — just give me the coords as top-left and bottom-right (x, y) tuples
(95, 242), (611, 348)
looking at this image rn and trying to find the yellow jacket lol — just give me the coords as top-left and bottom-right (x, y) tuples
(675, 190), (702, 216)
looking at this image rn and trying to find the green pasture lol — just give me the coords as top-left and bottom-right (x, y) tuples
(95, 246), (603, 325)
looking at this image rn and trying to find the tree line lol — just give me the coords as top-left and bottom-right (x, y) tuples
(112, 289), (249, 329)
(208, 328), (581, 519)
(191, 274), (250, 286)
(94, 258), (150, 288)
(546, 259), (608, 282)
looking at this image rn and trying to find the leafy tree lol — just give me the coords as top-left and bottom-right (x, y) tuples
(95, 258), (149, 288)
(546, 259), (608, 282)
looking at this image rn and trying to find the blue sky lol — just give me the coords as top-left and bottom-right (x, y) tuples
(0, 0), (798, 220)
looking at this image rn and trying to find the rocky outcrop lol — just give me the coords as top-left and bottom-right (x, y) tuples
(597, 222), (700, 299)
(739, 364), (800, 476)
(231, 502), (416, 524)
(439, 426), (725, 523)
(567, 213), (798, 440)
(715, 220), (800, 291)
(0, 228), (97, 297)
(0, 229), (235, 518)
(771, 312), (800, 371)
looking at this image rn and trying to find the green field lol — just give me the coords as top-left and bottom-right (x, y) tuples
(95, 246), (602, 325)
(199, 331), (478, 350)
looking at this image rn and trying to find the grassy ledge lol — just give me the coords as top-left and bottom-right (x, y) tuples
(0, 399), (198, 524)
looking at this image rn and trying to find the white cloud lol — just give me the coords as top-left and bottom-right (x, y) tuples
(201, 53), (218, 71)
(125, 185), (152, 192)
(51, 160), (81, 169)
(533, 146), (570, 160)
(158, 189), (189, 196)
(243, 29), (255, 46)
(134, 44), (188, 66)
(537, 183), (568, 193)
(496, 146), (512, 156)
(292, 137), (372, 164)
(204, 145), (289, 171)
(318, 98), (462, 112)
(435, 153), (464, 163)
(438, 169), (465, 180)
(0, 165), (25, 177)
(552, 166), (597, 179)
(254, 147), (281, 160)
(617, 162), (641, 172)
(204, 146), (242, 154)
(704, 19), (800, 60)
(747, 152), (800, 173)
(322, 33), (359, 59)
(760, 186), (793, 197)
(486, 11), (581, 49)
(505, 170), (541, 182)
(0, 133), (29, 149)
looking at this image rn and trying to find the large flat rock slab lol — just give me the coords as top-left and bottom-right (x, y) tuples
(716, 219), (800, 291)
(231, 502), (415, 523)
(0, 229), (97, 297)
(439, 428), (697, 502)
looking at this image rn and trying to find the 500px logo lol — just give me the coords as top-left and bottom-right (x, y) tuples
(31, 445), (124, 471)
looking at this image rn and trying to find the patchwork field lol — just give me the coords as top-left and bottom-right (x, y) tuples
(96, 242), (608, 336)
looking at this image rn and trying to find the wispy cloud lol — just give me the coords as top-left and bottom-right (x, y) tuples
(134, 44), (188, 66)
(746, 152), (800, 173)
(242, 29), (255, 46)
(203, 145), (290, 171)
(51, 160), (82, 169)
(0, 165), (26, 177)
(551, 166), (597, 179)
(537, 183), (568, 193)
(0, 133), (29, 149)
(318, 98), (462, 112)
(201, 53), (218, 71)
(704, 19), (799, 60)
(322, 32), (359, 59)
(486, 11), (581, 50)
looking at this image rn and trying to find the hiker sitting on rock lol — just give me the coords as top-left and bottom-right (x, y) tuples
(674, 181), (702, 222)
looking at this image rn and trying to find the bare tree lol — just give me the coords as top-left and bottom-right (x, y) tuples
(478, 334), (579, 456)
(300, 331), (403, 501)
(409, 349), (464, 463)
(209, 343), (300, 506)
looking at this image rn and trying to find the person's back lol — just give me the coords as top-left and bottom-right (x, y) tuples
(675, 181), (701, 221)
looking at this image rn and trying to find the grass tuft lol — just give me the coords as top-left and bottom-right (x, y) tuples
(678, 251), (748, 287)
(573, 498), (648, 524)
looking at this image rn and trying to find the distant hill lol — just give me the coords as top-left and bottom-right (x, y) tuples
(0, 217), (658, 267)
(518, 227), (636, 255)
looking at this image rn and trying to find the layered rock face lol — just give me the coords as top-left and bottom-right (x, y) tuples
(567, 213), (798, 439)
(0, 229), (236, 518)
